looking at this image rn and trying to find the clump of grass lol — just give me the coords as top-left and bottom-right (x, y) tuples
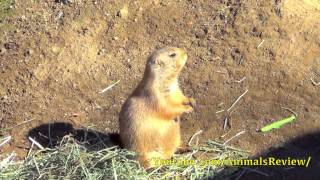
(0, 0), (13, 21)
(0, 0), (14, 41)
(0, 136), (248, 179)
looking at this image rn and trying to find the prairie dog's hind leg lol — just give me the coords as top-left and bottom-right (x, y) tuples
(138, 151), (163, 168)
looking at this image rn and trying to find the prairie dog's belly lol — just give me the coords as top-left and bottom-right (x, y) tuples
(136, 117), (179, 136)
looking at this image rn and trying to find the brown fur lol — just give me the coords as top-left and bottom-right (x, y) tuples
(119, 47), (195, 168)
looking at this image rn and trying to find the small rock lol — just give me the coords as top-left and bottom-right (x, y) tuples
(56, 11), (64, 20)
(195, 29), (206, 39)
(153, 0), (159, 5)
(117, 5), (128, 18)
(4, 42), (18, 50)
(52, 46), (60, 53)
(20, 15), (26, 20)
(58, 0), (73, 4)
(98, 49), (106, 55)
(2, 95), (8, 100)
(230, 48), (243, 63)
(0, 48), (6, 54)
(24, 49), (33, 56)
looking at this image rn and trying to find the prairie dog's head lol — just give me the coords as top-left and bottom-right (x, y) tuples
(146, 47), (188, 81)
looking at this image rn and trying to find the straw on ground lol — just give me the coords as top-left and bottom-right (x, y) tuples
(0, 135), (248, 179)
(99, 80), (121, 93)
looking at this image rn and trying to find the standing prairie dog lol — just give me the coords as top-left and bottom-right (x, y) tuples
(119, 47), (195, 168)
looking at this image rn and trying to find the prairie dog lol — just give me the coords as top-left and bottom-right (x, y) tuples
(119, 47), (195, 168)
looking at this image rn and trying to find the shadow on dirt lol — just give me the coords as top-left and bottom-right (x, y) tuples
(27, 122), (121, 151)
(215, 132), (320, 180)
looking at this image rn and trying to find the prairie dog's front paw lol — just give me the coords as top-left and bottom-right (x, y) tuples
(183, 98), (196, 112)
(183, 98), (196, 107)
(187, 98), (196, 108)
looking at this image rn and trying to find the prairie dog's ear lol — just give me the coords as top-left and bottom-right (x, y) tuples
(149, 57), (164, 67)
(155, 58), (165, 66)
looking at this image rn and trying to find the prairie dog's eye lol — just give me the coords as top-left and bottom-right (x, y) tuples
(169, 53), (176, 58)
